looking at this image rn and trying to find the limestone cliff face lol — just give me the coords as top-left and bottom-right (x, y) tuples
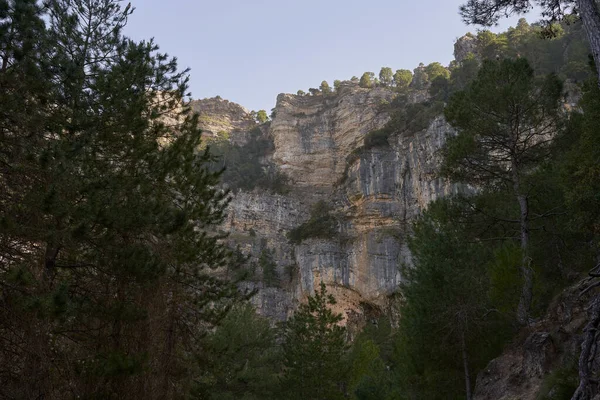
(271, 84), (394, 189)
(208, 82), (457, 323)
(191, 96), (257, 145)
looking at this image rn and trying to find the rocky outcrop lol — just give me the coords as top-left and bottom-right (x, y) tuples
(213, 83), (458, 324)
(191, 96), (257, 145)
(454, 33), (478, 62)
(271, 85), (394, 188)
(474, 283), (595, 400)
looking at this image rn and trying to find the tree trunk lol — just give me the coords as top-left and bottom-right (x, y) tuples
(515, 191), (533, 325)
(576, 0), (600, 87)
(461, 331), (473, 400)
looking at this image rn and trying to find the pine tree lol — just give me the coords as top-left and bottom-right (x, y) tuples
(459, 0), (600, 87)
(320, 80), (332, 95)
(395, 199), (505, 400)
(333, 79), (342, 92)
(442, 58), (563, 324)
(393, 69), (412, 90)
(359, 72), (375, 88)
(194, 304), (282, 400)
(379, 67), (393, 87)
(0, 1), (241, 398)
(257, 109), (269, 123)
(282, 282), (347, 400)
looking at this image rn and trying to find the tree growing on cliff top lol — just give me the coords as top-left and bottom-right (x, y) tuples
(442, 58), (563, 325)
(359, 72), (375, 88)
(393, 69), (413, 90)
(424, 62), (451, 81)
(379, 67), (393, 87)
(257, 109), (269, 123)
(459, 0), (600, 86)
(320, 80), (332, 95)
(334, 79), (342, 92)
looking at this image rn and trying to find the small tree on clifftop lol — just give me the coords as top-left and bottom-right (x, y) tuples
(394, 69), (413, 90)
(320, 80), (332, 95)
(257, 109), (269, 123)
(359, 72), (375, 88)
(459, 0), (600, 87)
(379, 67), (393, 87)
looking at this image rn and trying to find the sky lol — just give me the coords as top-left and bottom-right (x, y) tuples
(124, 0), (541, 112)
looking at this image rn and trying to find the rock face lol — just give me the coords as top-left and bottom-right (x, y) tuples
(454, 33), (479, 62)
(474, 283), (593, 400)
(211, 81), (458, 324)
(191, 96), (257, 145)
(271, 85), (394, 188)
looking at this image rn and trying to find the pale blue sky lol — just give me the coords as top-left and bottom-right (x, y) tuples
(124, 0), (540, 112)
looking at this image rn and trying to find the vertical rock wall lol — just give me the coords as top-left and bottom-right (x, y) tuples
(199, 84), (457, 323)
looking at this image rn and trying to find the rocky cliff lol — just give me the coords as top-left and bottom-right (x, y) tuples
(473, 281), (599, 400)
(195, 80), (458, 324)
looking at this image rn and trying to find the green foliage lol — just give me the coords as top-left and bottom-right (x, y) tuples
(424, 62), (450, 81)
(363, 129), (391, 149)
(281, 282), (348, 400)
(348, 339), (387, 399)
(394, 199), (512, 399)
(0, 1), (243, 397)
(443, 58), (566, 323)
(379, 67), (394, 87)
(259, 248), (279, 287)
(209, 128), (289, 194)
(334, 79), (342, 92)
(443, 58), (563, 188)
(287, 201), (338, 244)
(359, 72), (375, 88)
(488, 243), (524, 315)
(411, 63), (429, 89)
(320, 80), (332, 95)
(393, 69), (412, 90)
(448, 54), (480, 92)
(348, 318), (398, 400)
(228, 246), (256, 282)
(536, 363), (578, 400)
(460, 0), (600, 83)
(560, 79), (600, 238)
(477, 30), (509, 59)
(194, 304), (281, 400)
(297, 89), (306, 96)
(256, 109), (269, 123)
(386, 96), (444, 136)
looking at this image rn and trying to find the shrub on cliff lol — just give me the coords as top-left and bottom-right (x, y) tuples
(363, 129), (391, 149)
(208, 128), (290, 194)
(287, 201), (338, 244)
(359, 72), (375, 88)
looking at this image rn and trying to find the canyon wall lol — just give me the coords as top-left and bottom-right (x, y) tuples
(196, 80), (457, 324)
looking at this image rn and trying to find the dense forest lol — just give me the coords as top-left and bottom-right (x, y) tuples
(2, 0), (600, 399)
